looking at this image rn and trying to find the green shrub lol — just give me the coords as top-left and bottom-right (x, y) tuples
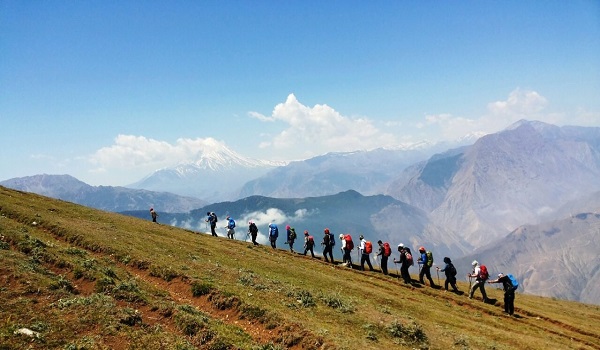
(191, 281), (213, 297)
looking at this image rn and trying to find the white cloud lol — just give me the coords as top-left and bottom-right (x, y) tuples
(249, 94), (397, 156)
(487, 89), (547, 116)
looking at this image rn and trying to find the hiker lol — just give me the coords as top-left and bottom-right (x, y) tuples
(376, 240), (391, 275)
(393, 244), (412, 284)
(436, 257), (460, 293)
(488, 273), (516, 315)
(340, 234), (354, 267)
(468, 260), (489, 302)
(149, 208), (158, 223)
(321, 228), (335, 263)
(226, 216), (236, 239)
(302, 230), (316, 257)
(248, 221), (259, 245)
(206, 212), (218, 237)
(417, 246), (437, 287)
(359, 235), (374, 271)
(286, 225), (297, 253)
(268, 223), (278, 249)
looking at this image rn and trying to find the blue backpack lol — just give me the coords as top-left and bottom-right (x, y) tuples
(507, 274), (519, 291)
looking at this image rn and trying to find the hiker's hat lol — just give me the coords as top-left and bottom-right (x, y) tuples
(304, 230), (309, 235)
(150, 208), (153, 211)
(324, 228), (330, 234)
(339, 234), (344, 239)
(359, 234), (364, 240)
(419, 246), (425, 251)
(498, 273), (504, 278)
(398, 243), (404, 248)
(248, 220), (253, 224)
(472, 260), (479, 266)
(286, 225), (291, 230)
(377, 240), (382, 244)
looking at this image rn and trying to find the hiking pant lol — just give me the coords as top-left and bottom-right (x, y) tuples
(380, 256), (388, 275)
(361, 254), (373, 271)
(227, 228), (235, 239)
(401, 264), (411, 283)
(445, 276), (459, 292)
(419, 265), (436, 286)
(288, 239), (295, 252)
(469, 279), (488, 300)
(251, 233), (259, 246)
(343, 249), (352, 266)
(323, 245), (334, 263)
(270, 237), (277, 249)
(210, 224), (217, 237)
(504, 289), (515, 315)
(303, 245), (315, 257)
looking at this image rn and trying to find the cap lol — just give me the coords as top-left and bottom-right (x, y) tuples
(472, 260), (479, 266)
(377, 240), (382, 244)
(286, 225), (291, 230)
(419, 246), (425, 251)
(324, 228), (330, 234)
(359, 235), (364, 240)
(150, 208), (153, 211)
(304, 230), (309, 235)
(248, 220), (253, 224)
(398, 243), (404, 248)
(498, 273), (504, 278)
(339, 234), (344, 239)
(226, 216), (230, 219)
(207, 212), (211, 215)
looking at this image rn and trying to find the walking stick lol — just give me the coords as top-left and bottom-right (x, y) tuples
(436, 268), (440, 285)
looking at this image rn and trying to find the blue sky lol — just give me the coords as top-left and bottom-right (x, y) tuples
(1, 1), (599, 186)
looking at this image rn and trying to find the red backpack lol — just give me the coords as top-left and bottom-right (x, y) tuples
(344, 234), (354, 251)
(364, 241), (373, 254)
(405, 251), (414, 266)
(383, 242), (391, 257)
(479, 265), (489, 280)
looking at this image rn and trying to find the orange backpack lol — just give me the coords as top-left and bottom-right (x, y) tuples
(364, 241), (373, 254)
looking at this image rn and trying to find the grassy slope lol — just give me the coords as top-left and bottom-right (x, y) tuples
(1, 186), (599, 350)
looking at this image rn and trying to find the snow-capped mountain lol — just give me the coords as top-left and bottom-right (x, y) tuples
(128, 138), (286, 201)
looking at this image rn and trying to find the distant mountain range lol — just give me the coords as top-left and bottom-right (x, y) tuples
(387, 120), (600, 248)
(0, 174), (206, 213)
(127, 138), (285, 201)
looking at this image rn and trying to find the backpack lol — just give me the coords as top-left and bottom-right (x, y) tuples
(426, 251), (434, 267)
(229, 219), (235, 229)
(507, 274), (519, 291)
(479, 265), (489, 280)
(406, 252), (414, 266)
(344, 234), (354, 251)
(307, 235), (314, 246)
(330, 233), (335, 246)
(289, 228), (296, 240)
(364, 241), (373, 254)
(212, 213), (218, 223)
(448, 263), (457, 277)
(383, 242), (391, 257)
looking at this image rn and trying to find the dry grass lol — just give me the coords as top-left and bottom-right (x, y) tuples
(1, 185), (599, 349)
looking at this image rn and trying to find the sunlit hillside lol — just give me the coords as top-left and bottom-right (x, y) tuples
(1, 186), (599, 350)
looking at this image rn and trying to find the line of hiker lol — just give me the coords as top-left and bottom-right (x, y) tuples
(201, 212), (519, 316)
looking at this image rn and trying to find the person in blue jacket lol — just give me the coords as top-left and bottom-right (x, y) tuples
(417, 246), (437, 287)
(226, 216), (236, 239)
(268, 223), (278, 249)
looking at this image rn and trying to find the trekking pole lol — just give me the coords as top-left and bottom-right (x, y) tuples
(436, 268), (440, 285)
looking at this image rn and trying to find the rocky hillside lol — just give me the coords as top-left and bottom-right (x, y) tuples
(387, 120), (600, 247)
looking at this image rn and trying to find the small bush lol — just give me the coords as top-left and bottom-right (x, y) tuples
(49, 274), (76, 293)
(320, 292), (354, 313)
(191, 281), (213, 297)
(295, 290), (315, 308)
(150, 265), (179, 282)
(175, 306), (209, 336)
(95, 276), (115, 293)
(118, 307), (142, 326)
(388, 319), (428, 347)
